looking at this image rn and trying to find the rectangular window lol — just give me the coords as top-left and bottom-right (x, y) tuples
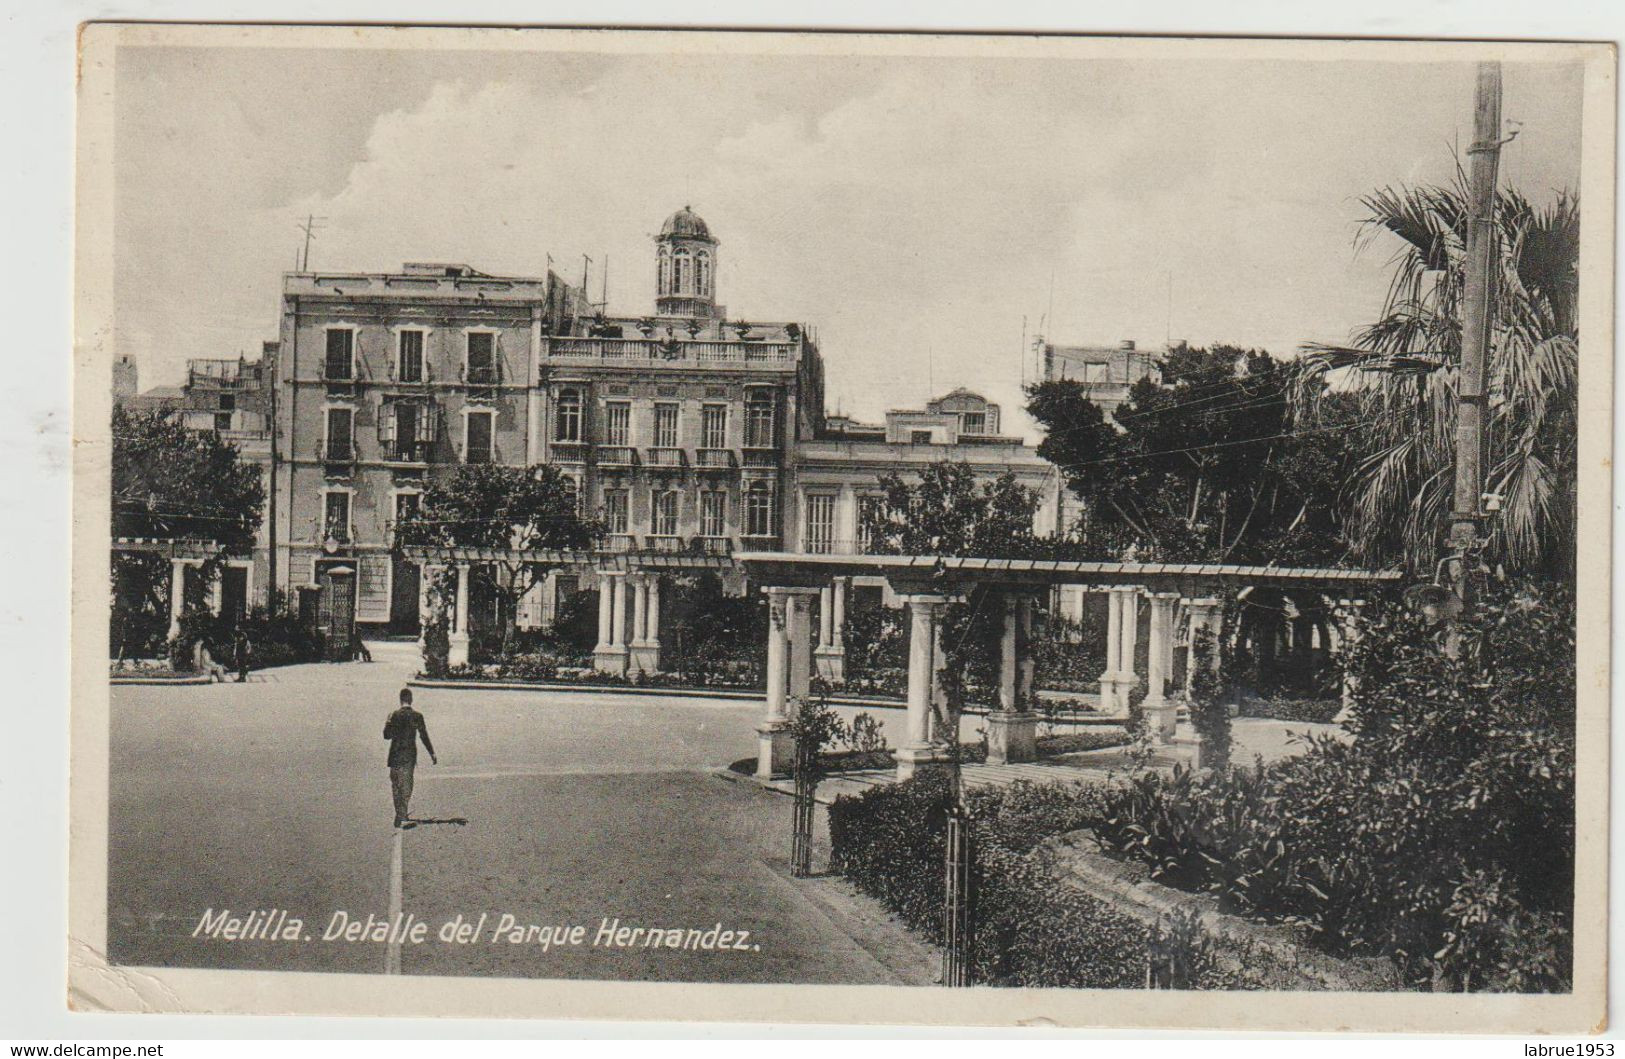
(604, 402), (631, 446)
(603, 489), (629, 534)
(652, 490), (679, 537)
(323, 492), (350, 543)
(394, 401), (420, 456)
(214, 412), (232, 432)
(219, 393), (236, 412)
(746, 485), (776, 538)
(324, 329), (354, 381)
(700, 491), (726, 538)
(325, 407), (354, 459)
(394, 491), (420, 525)
(555, 389), (582, 442)
(911, 430), (934, 445)
(745, 392), (775, 447)
(701, 404), (728, 449)
(804, 494), (836, 554)
(1081, 362), (1109, 384)
(466, 332), (495, 383)
(465, 410), (494, 463)
(960, 412), (986, 434)
(858, 495), (885, 553)
(398, 330), (425, 382)
(654, 403), (679, 447)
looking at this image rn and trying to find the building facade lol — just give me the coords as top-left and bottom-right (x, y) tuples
(1038, 337), (1161, 416)
(246, 207), (1079, 675)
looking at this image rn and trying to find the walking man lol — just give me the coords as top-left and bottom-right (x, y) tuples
(384, 688), (436, 828)
(232, 628), (252, 683)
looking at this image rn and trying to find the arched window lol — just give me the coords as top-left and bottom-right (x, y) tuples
(672, 248), (690, 294)
(657, 247), (670, 296)
(555, 388), (582, 442)
(695, 251), (711, 297)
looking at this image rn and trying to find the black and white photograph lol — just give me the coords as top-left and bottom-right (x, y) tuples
(66, 23), (1611, 1032)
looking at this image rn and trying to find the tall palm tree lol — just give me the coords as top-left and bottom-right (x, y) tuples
(1295, 177), (1578, 578)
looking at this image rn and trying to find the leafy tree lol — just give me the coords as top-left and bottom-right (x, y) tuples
(859, 463), (1045, 731)
(1295, 182), (1578, 576)
(112, 404), (264, 547)
(395, 463), (601, 657)
(1026, 345), (1356, 566)
(110, 405), (266, 655)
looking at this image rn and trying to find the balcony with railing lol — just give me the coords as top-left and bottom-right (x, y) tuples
(549, 440), (591, 463)
(603, 534), (637, 553)
(461, 363), (501, 388)
(693, 448), (734, 470)
(383, 440), (433, 465)
(643, 535), (684, 553)
(738, 532), (780, 551)
(741, 447), (781, 468)
(596, 446), (638, 468)
(543, 336), (797, 366)
(644, 447), (686, 469)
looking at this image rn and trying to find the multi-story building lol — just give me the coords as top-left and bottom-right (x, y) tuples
(115, 348), (277, 625)
(1038, 337), (1160, 417)
(256, 206), (1101, 673)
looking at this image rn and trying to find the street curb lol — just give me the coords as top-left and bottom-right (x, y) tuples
(403, 678), (1128, 725)
(110, 673), (214, 685)
(406, 677), (913, 711)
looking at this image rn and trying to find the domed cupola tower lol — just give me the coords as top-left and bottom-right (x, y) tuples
(655, 206), (720, 319)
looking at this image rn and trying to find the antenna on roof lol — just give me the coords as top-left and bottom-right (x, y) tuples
(296, 214), (327, 271)
(601, 254), (609, 312)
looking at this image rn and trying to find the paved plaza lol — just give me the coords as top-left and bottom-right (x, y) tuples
(107, 647), (935, 985)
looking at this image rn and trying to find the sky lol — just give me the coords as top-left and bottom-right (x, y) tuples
(112, 40), (1585, 437)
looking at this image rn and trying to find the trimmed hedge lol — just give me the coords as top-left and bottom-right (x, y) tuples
(829, 774), (1242, 988)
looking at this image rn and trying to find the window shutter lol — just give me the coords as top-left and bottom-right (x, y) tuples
(422, 402), (440, 442)
(377, 401), (396, 443)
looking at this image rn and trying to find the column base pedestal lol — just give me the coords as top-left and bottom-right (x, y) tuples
(894, 743), (950, 781)
(448, 634), (469, 668)
(985, 711), (1039, 765)
(1144, 699), (1179, 745)
(1097, 672), (1129, 714)
(813, 645), (846, 685)
(628, 643), (660, 677)
(593, 644), (628, 676)
(757, 721), (795, 779)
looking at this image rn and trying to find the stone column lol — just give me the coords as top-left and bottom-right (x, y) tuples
(631, 577), (649, 648)
(987, 593), (1039, 766)
(814, 582), (843, 682)
(592, 571), (628, 675)
(1144, 592), (1181, 743)
(1115, 588), (1141, 710)
(612, 575), (628, 648)
(627, 576), (653, 677)
(1016, 593), (1036, 706)
(1100, 586), (1124, 712)
(644, 577), (662, 674)
(756, 588), (793, 778)
(787, 591), (813, 703)
(167, 559), (188, 640)
(1185, 597), (1223, 690)
(895, 595), (950, 780)
(448, 562), (471, 667)
(1334, 598), (1365, 724)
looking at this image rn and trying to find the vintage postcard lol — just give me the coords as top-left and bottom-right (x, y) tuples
(71, 24), (1613, 1031)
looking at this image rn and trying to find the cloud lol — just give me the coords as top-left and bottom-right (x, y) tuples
(115, 49), (1584, 437)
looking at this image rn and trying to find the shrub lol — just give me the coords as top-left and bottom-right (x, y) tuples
(1092, 581), (1575, 991)
(1237, 696), (1342, 724)
(845, 712), (889, 754)
(829, 774), (1236, 988)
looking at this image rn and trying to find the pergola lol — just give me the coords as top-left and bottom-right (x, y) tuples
(112, 537), (225, 639)
(733, 552), (1404, 780)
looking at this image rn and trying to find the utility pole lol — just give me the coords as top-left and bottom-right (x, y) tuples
(1447, 61), (1504, 626)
